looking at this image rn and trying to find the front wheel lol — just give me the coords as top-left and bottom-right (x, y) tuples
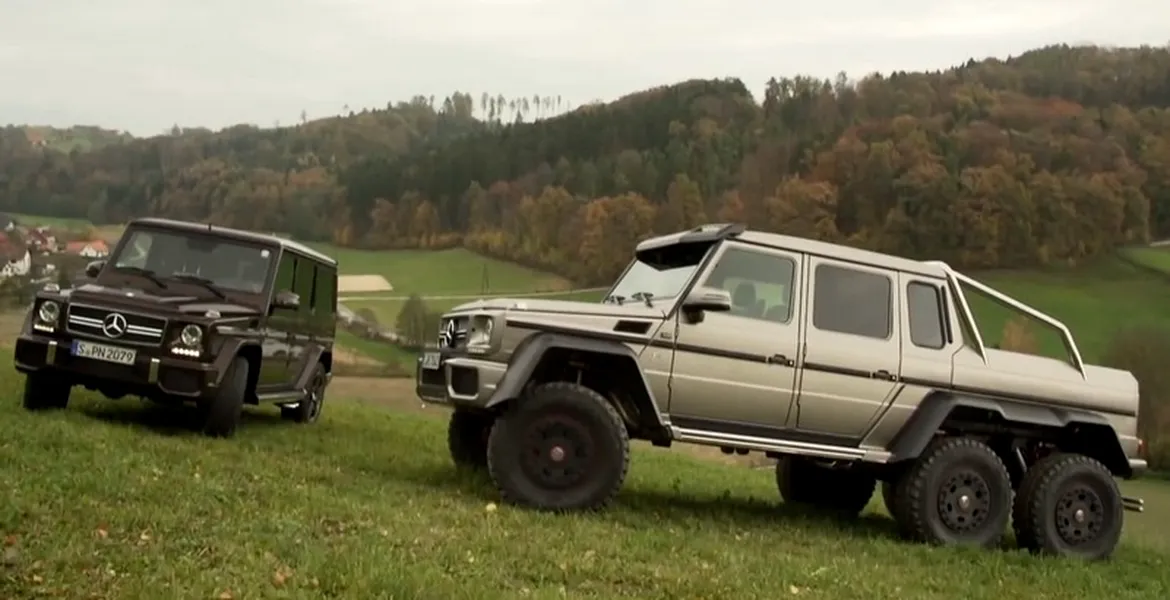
(448, 409), (493, 469)
(1012, 453), (1123, 560)
(486, 382), (630, 511)
(202, 356), (248, 438)
(22, 372), (71, 411)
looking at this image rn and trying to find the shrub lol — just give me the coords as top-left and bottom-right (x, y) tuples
(1100, 327), (1170, 470)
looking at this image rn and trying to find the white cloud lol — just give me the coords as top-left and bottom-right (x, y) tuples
(0, 0), (1166, 135)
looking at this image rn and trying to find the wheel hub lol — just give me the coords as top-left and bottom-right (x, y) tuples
(937, 470), (991, 533)
(1056, 484), (1104, 545)
(520, 414), (594, 489)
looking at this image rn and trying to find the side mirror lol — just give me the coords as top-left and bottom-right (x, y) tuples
(681, 286), (733, 313)
(84, 260), (105, 278)
(273, 289), (300, 310)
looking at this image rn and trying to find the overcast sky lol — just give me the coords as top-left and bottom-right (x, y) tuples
(1, 0), (1166, 136)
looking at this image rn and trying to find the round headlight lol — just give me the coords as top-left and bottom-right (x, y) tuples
(36, 301), (59, 325)
(179, 324), (203, 347)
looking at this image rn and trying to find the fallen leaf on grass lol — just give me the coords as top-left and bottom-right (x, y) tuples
(95, 528), (108, 539)
(31, 574), (44, 584)
(218, 589), (234, 599)
(485, 502), (498, 513)
(1, 546), (19, 565)
(3, 534), (16, 546)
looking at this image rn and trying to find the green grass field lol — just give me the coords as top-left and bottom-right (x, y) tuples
(310, 245), (573, 297)
(343, 289), (607, 328)
(2, 361), (1169, 599)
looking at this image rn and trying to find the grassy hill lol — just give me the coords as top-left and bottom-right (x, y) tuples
(2, 361), (1168, 599)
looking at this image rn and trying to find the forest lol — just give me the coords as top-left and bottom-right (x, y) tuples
(3, 44), (1170, 285)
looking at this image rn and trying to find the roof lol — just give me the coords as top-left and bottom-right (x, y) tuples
(127, 217), (338, 266)
(65, 240), (107, 252)
(636, 223), (947, 279)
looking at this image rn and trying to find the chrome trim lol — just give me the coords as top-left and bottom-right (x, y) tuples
(64, 303), (168, 347)
(1123, 496), (1144, 513)
(672, 427), (868, 461)
(148, 358), (160, 383)
(46, 340), (58, 364)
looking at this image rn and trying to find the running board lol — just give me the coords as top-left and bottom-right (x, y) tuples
(672, 427), (867, 461)
(1123, 496), (1144, 513)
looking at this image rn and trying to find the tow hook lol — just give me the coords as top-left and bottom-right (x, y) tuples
(1122, 496), (1144, 513)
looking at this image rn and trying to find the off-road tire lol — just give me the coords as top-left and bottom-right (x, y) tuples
(486, 381), (630, 511)
(1011, 453), (1123, 560)
(282, 363), (327, 424)
(448, 409), (493, 469)
(202, 356), (248, 438)
(22, 372), (71, 411)
(895, 437), (1013, 548)
(776, 456), (876, 516)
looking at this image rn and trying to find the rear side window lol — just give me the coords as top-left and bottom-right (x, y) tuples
(907, 282), (946, 349)
(812, 263), (892, 339)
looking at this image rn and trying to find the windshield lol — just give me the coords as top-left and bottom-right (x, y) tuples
(110, 228), (274, 294)
(605, 241), (713, 304)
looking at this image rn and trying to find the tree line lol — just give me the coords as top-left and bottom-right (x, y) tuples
(3, 44), (1170, 285)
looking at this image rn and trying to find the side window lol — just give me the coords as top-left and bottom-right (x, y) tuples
(812, 263), (891, 339)
(294, 257), (316, 314)
(701, 246), (796, 324)
(907, 282), (946, 349)
(314, 266), (336, 314)
(273, 251), (296, 295)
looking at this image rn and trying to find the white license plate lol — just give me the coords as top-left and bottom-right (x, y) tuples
(72, 340), (137, 366)
(421, 352), (441, 370)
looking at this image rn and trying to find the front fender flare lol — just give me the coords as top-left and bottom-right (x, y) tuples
(485, 332), (667, 428)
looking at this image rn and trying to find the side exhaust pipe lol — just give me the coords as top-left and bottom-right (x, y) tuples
(1123, 496), (1144, 513)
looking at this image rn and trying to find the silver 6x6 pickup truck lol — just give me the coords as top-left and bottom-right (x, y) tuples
(416, 223), (1147, 560)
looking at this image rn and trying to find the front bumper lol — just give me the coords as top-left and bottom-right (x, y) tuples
(14, 333), (218, 398)
(415, 348), (507, 407)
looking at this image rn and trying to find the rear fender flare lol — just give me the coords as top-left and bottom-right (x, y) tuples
(887, 391), (1130, 476)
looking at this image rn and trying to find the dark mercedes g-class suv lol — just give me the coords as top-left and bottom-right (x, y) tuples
(14, 217), (338, 437)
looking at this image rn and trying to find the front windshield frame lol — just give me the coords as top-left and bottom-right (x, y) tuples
(603, 240), (719, 308)
(104, 226), (278, 297)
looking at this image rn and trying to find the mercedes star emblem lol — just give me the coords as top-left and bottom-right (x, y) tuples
(439, 319), (457, 347)
(102, 313), (128, 338)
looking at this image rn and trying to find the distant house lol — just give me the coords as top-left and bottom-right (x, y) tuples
(0, 233), (31, 278)
(26, 226), (58, 254)
(64, 239), (109, 258)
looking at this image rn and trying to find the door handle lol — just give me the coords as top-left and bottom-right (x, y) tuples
(872, 369), (898, 381)
(767, 354), (795, 367)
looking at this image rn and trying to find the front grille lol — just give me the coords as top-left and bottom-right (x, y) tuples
(438, 316), (469, 350)
(65, 304), (167, 346)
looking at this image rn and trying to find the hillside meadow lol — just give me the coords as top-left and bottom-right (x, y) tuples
(1, 357), (1169, 599)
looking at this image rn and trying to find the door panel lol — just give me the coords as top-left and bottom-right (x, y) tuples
(258, 250), (296, 388)
(796, 257), (902, 437)
(667, 242), (804, 432)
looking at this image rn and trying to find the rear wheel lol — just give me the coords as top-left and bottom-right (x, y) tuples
(22, 372), (71, 411)
(776, 456), (876, 516)
(487, 382), (629, 511)
(282, 363), (328, 424)
(895, 437), (1013, 548)
(1012, 453), (1123, 560)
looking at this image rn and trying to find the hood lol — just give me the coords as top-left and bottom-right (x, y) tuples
(65, 282), (262, 319)
(448, 297), (667, 319)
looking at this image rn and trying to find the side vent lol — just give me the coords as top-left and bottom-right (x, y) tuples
(613, 320), (652, 335)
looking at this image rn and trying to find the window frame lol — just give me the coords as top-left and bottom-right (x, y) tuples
(906, 280), (948, 350)
(811, 262), (893, 340)
(698, 243), (798, 325)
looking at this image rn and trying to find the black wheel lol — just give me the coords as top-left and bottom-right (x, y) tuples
(486, 381), (629, 511)
(202, 356), (248, 438)
(776, 456), (876, 516)
(22, 372), (71, 411)
(282, 363), (327, 424)
(448, 409), (493, 469)
(896, 437), (1012, 548)
(1012, 453), (1123, 560)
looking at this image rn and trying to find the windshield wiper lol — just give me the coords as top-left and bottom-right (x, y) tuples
(629, 291), (655, 307)
(112, 265), (168, 289)
(170, 272), (227, 300)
